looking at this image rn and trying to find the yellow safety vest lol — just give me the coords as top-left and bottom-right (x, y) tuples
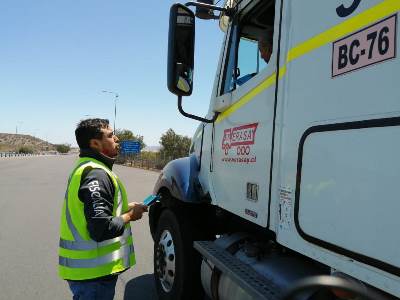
(58, 157), (135, 280)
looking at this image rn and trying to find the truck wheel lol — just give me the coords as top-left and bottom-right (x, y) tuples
(154, 208), (204, 300)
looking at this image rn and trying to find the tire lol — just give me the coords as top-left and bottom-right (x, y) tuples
(153, 208), (204, 300)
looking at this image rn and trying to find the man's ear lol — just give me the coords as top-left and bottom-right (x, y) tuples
(89, 139), (102, 151)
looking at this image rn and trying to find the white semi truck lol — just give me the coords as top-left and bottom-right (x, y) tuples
(149, 0), (400, 299)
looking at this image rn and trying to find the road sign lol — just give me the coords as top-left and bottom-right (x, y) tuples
(120, 140), (141, 154)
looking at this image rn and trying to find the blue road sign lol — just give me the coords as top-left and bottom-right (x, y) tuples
(120, 140), (141, 154)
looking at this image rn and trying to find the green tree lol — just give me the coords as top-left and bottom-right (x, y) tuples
(18, 146), (34, 154)
(56, 144), (71, 154)
(115, 129), (146, 150)
(159, 129), (192, 160)
(140, 151), (158, 161)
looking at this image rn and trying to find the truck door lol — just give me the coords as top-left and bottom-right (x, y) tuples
(210, 0), (278, 227)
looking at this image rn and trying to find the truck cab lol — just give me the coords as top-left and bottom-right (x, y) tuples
(150, 0), (400, 299)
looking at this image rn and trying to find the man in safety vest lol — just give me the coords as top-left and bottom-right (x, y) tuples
(59, 118), (148, 300)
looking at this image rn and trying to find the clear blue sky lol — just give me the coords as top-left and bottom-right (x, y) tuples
(0, 0), (224, 146)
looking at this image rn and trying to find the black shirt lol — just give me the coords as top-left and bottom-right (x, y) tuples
(78, 149), (125, 242)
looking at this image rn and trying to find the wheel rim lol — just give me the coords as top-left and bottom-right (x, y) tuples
(155, 229), (176, 293)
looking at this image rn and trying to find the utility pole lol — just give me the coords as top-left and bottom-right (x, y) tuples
(16, 121), (23, 134)
(102, 90), (119, 132)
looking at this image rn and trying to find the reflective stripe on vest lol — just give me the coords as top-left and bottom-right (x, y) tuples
(59, 243), (135, 268)
(58, 158), (135, 280)
(59, 227), (132, 250)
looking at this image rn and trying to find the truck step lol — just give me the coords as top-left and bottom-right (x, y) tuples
(194, 241), (282, 300)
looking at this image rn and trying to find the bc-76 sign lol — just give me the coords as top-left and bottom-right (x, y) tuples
(332, 14), (397, 77)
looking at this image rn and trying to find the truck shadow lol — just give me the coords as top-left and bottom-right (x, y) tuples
(123, 273), (158, 300)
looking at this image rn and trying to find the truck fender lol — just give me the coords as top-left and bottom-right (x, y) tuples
(153, 154), (204, 203)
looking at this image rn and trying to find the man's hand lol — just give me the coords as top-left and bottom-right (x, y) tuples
(122, 202), (148, 223)
(127, 202), (141, 211)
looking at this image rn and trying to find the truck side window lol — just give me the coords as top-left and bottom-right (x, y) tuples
(235, 37), (266, 86)
(221, 25), (238, 95)
(220, 1), (275, 95)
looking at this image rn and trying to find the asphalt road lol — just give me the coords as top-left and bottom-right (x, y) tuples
(0, 155), (160, 300)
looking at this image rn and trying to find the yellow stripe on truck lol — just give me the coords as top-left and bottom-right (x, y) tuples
(216, 0), (399, 123)
(287, 0), (400, 63)
(216, 71), (278, 123)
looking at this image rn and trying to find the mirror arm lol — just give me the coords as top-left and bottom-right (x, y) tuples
(185, 2), (235, 16)
(178, 96), (219, 123)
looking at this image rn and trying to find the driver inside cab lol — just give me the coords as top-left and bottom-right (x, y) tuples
(235, 29), (273, 86)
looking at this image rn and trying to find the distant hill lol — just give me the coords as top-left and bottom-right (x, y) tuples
(143, 145), (161, 152)
(0, 133), (56, 153)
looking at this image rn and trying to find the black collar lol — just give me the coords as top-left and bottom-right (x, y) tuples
(79, 148), (115, 170)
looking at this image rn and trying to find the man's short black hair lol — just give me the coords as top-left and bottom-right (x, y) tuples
(75, 118), (110, 149)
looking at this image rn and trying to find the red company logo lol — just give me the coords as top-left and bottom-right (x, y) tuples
(222, 123), (258, 155)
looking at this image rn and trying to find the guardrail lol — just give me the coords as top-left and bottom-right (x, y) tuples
(0, 152), (44, 158)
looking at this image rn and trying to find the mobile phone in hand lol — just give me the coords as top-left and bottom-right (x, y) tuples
(143, 195), (159, 206)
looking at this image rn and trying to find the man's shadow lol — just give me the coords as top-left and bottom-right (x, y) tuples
(124, 273), (158, 300)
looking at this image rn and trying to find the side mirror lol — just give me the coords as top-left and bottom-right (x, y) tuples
(167, 4), (195, 96)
